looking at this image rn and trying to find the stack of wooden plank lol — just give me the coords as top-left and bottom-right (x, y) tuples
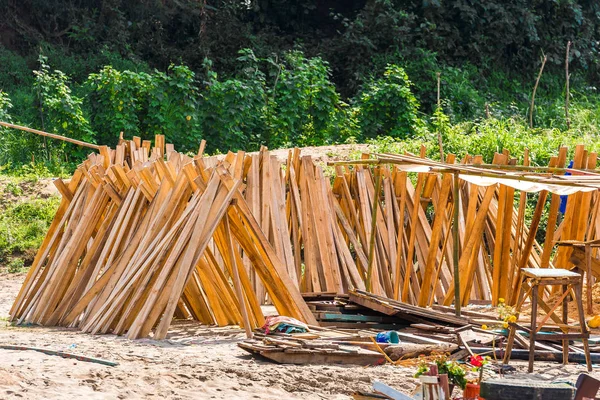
(239, 334), (385, 365)
(305, 294), (409, 330)
(9, 137), (316, 339)
(10, 136), (600, 340)
(331, 145), (600, 309)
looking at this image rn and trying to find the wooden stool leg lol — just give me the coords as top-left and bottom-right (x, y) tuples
(586, 244), (593, 314)
(562, 284), (569, 365)
(503, 277), (527, 365)
(528, 284), (539, 373)
(503, 323), (517, 365)
(575, 281), (593, 372)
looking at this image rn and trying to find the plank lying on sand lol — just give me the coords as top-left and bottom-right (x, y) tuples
(238, 341), (385, 366)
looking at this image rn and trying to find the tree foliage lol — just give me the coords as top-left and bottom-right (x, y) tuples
(3, 0), (599, 99)
(1, 1), (600, 171)
(356, 65), (420, 140)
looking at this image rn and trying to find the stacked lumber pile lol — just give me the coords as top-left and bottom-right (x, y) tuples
(305, 294), (409, 330)
(331, 145), (600, 308)
(327, 150), (535, 306)
(10, 136), (600, 339)
(10, 137), (315, 339)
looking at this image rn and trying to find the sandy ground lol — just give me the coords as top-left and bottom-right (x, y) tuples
(0, 274), (599, 399)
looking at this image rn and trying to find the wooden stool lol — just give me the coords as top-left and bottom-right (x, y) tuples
(503, 268), (592, 372)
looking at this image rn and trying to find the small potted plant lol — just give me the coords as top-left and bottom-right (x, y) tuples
(414, 354), (467, 396)
(464, 354), (490, 399)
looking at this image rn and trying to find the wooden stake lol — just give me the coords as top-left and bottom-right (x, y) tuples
(529, 53), (547, 129)
(565, 41), (571, 130)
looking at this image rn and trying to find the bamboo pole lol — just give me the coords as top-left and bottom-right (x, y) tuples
(436, 72), (444, 161)
(330, 157), (600, 177)
(565, 41), (572, 130)
(529, 54), (547, 129)
(0, 121), (101, 150)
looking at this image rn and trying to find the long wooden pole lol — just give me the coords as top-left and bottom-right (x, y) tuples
(366, 166), (382, 292)
(565, 41), (571, 130)
(529, 54), (547, 129)
(337, 153), (600, 178)
(0, 121), (101, 150)
(453, 172), (461, 317)
(330, 158), (600, 176)
(224, 216), (253, 338)
(436, 72), (444, 161)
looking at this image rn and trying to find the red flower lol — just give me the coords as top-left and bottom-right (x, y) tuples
(469, 355), (484, 368)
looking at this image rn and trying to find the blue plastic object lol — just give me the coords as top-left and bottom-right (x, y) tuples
(376, 331), (400, 344)
(559, 160), (574, 214)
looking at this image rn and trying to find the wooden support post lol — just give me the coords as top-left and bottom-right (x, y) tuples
(586, 244), (593, 313)
(453, 172), (461, 317)
(529, 284), (538, 373)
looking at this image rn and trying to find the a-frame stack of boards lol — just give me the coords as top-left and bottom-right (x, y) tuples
(9, 137), (318, 339)
(9, 136), (600, 338)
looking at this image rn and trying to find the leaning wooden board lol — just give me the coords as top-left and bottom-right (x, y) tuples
(349, 290), (471, 326)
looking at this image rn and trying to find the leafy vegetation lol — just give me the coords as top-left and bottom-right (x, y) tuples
(356, 65), (420, 140)
(0, 178), (60, 268)
(7, 257), (25, 274)
(0, 0), (597, 168)
(1, 45), (599, 172)
(1, 0), (599, 273)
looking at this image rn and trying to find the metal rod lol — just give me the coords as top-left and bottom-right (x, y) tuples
(453, 172), (461, 317)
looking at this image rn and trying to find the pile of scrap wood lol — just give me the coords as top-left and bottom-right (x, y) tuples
(238, 307), (489, 365)
(298, 289), (600, 366)
(239, 327), (386, 366)
(304, 293), (408, 330)
(304, 290), (475, 330)
(9, 132), (600, 339)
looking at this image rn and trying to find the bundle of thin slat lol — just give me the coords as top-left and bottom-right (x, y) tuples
(10, 137), (316, 339)
(330, 145), (600, 308)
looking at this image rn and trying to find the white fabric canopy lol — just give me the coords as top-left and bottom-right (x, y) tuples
(458, 174), (597, 195)
(392, 161), (600, 195)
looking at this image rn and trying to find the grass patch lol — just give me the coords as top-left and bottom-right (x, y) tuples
(0, 177), (60, 267)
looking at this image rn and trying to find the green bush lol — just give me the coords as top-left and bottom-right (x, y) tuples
(144, 65), (201, 152)
(7, 258), (25, 273)
(270, 51), (342, 147)
(200, 71), (267, 152)
(34, 55), (95, 161)
(356, 65), (421, 140)
(85, 66), (151, 144)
